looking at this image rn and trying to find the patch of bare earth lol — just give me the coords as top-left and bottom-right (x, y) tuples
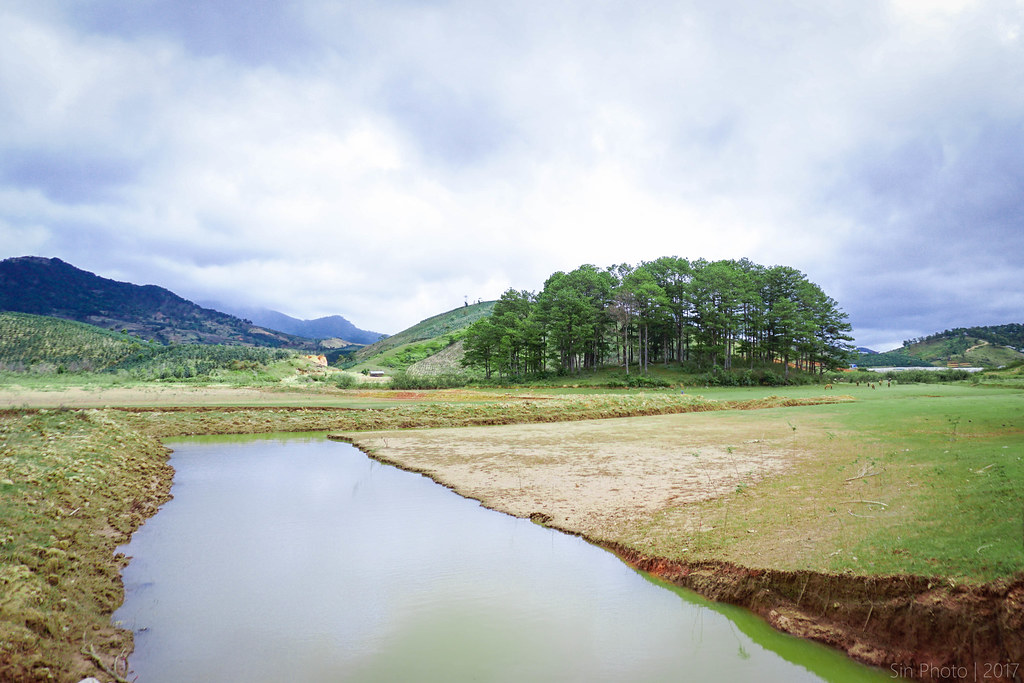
(342, 411), (800, 542)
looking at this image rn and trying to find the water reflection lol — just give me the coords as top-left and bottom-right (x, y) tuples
(115, 434), (889, 682)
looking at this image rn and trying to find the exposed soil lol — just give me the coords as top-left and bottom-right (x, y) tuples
(605, 548), (1024, 683)
(337, 415), (801, 539)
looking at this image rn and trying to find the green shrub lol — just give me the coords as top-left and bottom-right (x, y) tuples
(605, 373), (672, 388)
(388, 371), (472, 390)
(335, 374), (359, 389)
(883, 368), (972, 383)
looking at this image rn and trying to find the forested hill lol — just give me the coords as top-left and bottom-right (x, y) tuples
(855, 324), (1024, 368)
(460, 257), (853, 379)
(0, 256), (314, 348)
(902, 324), (1024, 350)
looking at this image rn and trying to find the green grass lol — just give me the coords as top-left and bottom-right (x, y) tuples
(348, 334), (466, 373)
(618, 383), (1024, 581)
(0, 409), (173, 681)
(352, 301), (495, 364)
(977, 361), (1024, 389)
(827, 384), (1024, 578)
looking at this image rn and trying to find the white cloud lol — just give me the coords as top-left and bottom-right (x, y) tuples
(0, 0), (1022, 340)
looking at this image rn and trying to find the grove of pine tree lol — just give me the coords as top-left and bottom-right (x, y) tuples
(461, 257), (854, 379)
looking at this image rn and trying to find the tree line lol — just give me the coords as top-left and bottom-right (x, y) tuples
(461, 256), (854, 379)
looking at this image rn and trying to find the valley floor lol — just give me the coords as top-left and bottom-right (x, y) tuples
(1, 381), (1022, 681)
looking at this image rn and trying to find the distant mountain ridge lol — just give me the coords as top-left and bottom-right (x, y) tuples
(202, 302), (385, 345)
(0, 256), (316, 348)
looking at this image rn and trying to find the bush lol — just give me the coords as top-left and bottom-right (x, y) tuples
(605, 373), (672, 388)
(883, 369), (972, 383)
(388, 371), (472, 390)
(335, 373), (359, 389)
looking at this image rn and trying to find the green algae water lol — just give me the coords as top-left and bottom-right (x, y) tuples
(114, 434), (891, 682)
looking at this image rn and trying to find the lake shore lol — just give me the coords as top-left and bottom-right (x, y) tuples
(333, 415), (1023, 681)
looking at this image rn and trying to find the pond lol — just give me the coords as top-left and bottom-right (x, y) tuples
(113, 434), (890, 682)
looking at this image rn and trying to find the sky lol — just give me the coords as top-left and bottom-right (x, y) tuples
(1, 0), (1022, 350)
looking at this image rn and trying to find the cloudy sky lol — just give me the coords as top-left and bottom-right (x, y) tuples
(2, 0), (1022, 349)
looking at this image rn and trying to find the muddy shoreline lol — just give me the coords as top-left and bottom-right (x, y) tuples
(602, 544), (1024, 683)
(337, 434), (1024, 683)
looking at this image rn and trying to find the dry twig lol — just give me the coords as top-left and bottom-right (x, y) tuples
(84, 644), (132, 683)
(844, 465), (881, 482)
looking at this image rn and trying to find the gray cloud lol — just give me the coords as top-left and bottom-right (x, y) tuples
(65, 0), (315, 66)
(0, 0), (1021, 340)
(0, 149), (140, 204)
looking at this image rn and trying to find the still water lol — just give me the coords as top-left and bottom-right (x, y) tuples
(114, 434), (890, 682)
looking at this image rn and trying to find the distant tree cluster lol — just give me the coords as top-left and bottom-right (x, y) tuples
(853, 349), (932, 367)
(461, 257), (854, 379)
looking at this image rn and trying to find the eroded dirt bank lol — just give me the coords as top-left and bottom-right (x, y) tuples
(602, 544), (1024, 682)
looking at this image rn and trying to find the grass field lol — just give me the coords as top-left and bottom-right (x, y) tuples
(639, 383), (1023, 580)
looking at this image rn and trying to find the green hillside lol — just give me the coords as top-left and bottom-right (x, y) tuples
(901, 333), (1024, 368)
(350, 301), (495, 371)
(0, 312), (154, 371)
(856, 324), (1024, 369)
(0, 311), (309, 381)
(902, 323), (1024, 350)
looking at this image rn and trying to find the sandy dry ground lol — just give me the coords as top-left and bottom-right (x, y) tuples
(343, 410), (809, 542)
(0, 385), (271, 408)
(0, 384), (405, 408)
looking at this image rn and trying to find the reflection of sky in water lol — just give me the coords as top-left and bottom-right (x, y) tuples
(115, 436), (889, 682)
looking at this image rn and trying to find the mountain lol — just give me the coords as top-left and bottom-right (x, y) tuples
(202, 303), (385, 345)
(856, 347), (877, 355)
(0, 256), (315, 348)
(902, 324), (1024, 352)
